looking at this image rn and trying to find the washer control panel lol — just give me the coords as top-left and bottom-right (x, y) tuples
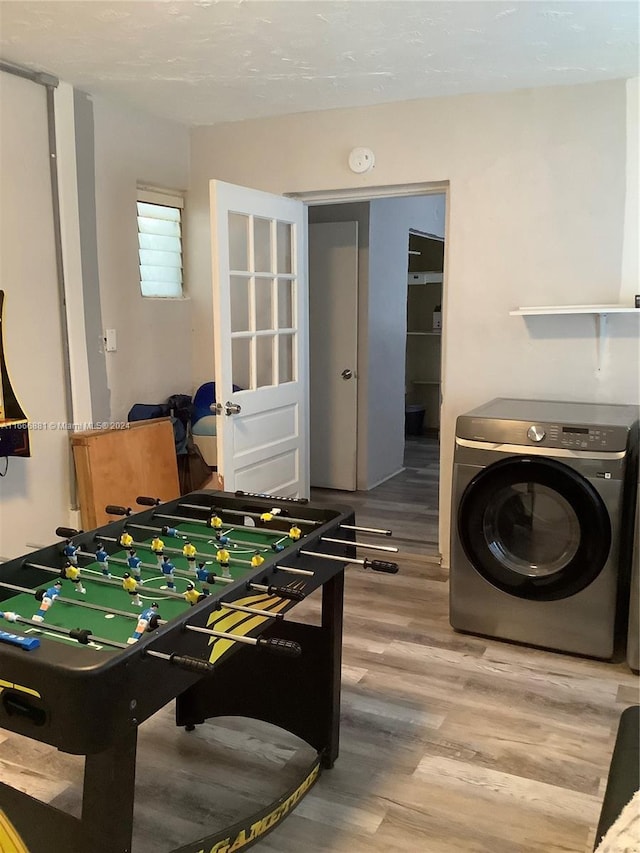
(525, 422), (624, 449)
(546, 423), (620, 450)
(459, 417), (630, 452)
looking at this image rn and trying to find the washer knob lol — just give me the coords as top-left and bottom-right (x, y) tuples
(527, 425), (546, 443)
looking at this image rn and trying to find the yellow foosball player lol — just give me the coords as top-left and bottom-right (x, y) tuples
(216, 547), (232, 579)
(119, 530), (134, 548)
(251, 551), (265, 568)
(183, 540), (197, 572)
(208, 511), (223, 530)
(183, 582), (201, 606)
(289, 524), (302, 541)
(61, 562), (86, 594)
(122, 572), (143, 607)
(150, 535), (164, 568)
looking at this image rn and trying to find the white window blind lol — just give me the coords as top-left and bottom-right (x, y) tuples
(137, 189), (184, 298)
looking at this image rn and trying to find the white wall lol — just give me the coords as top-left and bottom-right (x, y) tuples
(92, 96), (191, 420)
(0, 79), (192, 558)
(0, 72), (71, 556)
(368, 195), (445, 488)
(190, 79), (638, 566)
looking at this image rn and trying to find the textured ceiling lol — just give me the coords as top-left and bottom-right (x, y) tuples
(0, 1), (638, 127)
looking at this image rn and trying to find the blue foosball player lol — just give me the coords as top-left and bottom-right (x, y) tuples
(160, 555), (176, 590)
(32, 580), (63, 622)
(95, 543), (110, 577)
(161, 525), (180, 538)
(127, 603), (159, 644)
(127, 549), (143, 581)
(195, 562), (215, 595)
(62, 539), (79, 565)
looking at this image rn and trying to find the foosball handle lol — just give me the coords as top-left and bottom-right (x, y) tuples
(257, 637), (302, 657)
(267, 585), (306, 602)
(167, 654), (215, 675)
(56, 526), (82, 538)
(69, 628), (92, 645)
(235, 490), (309, 505)
(365, 559), (399, 574)
(105, 505), (132, 516)
(137, 496), (162, 507)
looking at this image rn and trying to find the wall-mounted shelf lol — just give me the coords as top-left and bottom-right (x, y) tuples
(510, 303), (639, 372)
(510, 304), (639, 316)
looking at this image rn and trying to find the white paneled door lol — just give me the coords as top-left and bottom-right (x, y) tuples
(210, 181), (309, 497)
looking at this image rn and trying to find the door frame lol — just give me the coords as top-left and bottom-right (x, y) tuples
(290, 181), (449, 501)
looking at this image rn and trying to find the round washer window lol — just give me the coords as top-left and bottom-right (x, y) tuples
(458, 456), (611, 600)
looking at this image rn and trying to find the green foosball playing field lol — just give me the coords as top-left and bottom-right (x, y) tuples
(2, 519), (297, 648)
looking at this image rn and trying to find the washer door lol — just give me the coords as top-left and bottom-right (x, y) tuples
(458, 456), (612, 601)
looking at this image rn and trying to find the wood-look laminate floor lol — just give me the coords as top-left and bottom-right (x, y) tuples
(1, 436), (638, 852)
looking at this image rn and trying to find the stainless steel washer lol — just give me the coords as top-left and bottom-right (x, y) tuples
(450, 398), (639, 659)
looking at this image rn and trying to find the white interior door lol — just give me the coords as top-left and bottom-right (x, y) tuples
(211, 181), (309, 497)
(309, 221), (358, 490)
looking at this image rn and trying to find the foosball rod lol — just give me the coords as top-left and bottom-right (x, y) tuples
(166, 505), (320, 528)
(0, 579), (140, 619)
(88, 542), (251, 578)
(0, 612), (128, 649)
(298, 550), (399, 574)
(95, 534), (220, 563)
(158, 619), (301, 657)
(340, 524), (393, 536)
(217, 601), (285, 619)
(123, 521), (286, 552)
(320, 537), (398, 553)
(27, 559), (186, 602)
(246, 582), (306, 601)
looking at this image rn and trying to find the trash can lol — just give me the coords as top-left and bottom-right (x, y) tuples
(405, 404), (425, 436)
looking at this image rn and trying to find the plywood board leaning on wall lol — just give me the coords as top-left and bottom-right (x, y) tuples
(71, 418), (180, 529)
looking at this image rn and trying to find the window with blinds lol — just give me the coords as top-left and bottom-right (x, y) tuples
(136, 187), (184, 298)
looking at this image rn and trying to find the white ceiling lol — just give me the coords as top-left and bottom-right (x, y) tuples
(0, 1), (638, 127)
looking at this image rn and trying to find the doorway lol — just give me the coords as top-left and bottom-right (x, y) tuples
(307, 192), (446, 493)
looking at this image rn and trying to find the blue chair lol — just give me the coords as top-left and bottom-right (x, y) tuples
(191, 383), (242, 467)
(191, 382), (218, 467)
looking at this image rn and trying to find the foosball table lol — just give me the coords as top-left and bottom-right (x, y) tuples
(0, 489), (398, 853)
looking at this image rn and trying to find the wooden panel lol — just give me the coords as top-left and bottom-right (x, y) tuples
(71, 418), (179, 529)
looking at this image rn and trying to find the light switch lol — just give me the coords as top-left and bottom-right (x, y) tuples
(105, 329), (117, 352)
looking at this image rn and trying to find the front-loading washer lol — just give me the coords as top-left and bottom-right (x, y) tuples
(450, 398), (639, 658)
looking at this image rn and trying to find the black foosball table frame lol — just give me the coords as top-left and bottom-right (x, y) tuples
(0, 489), (371, 853)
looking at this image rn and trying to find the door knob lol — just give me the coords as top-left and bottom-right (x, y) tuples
(341, 369), (353, 380)
(224, 402), (242, 416)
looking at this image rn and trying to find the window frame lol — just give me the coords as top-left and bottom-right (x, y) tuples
(136, 185), (185, 299)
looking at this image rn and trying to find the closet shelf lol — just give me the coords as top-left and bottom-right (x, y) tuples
(407, 330), (441, 336)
